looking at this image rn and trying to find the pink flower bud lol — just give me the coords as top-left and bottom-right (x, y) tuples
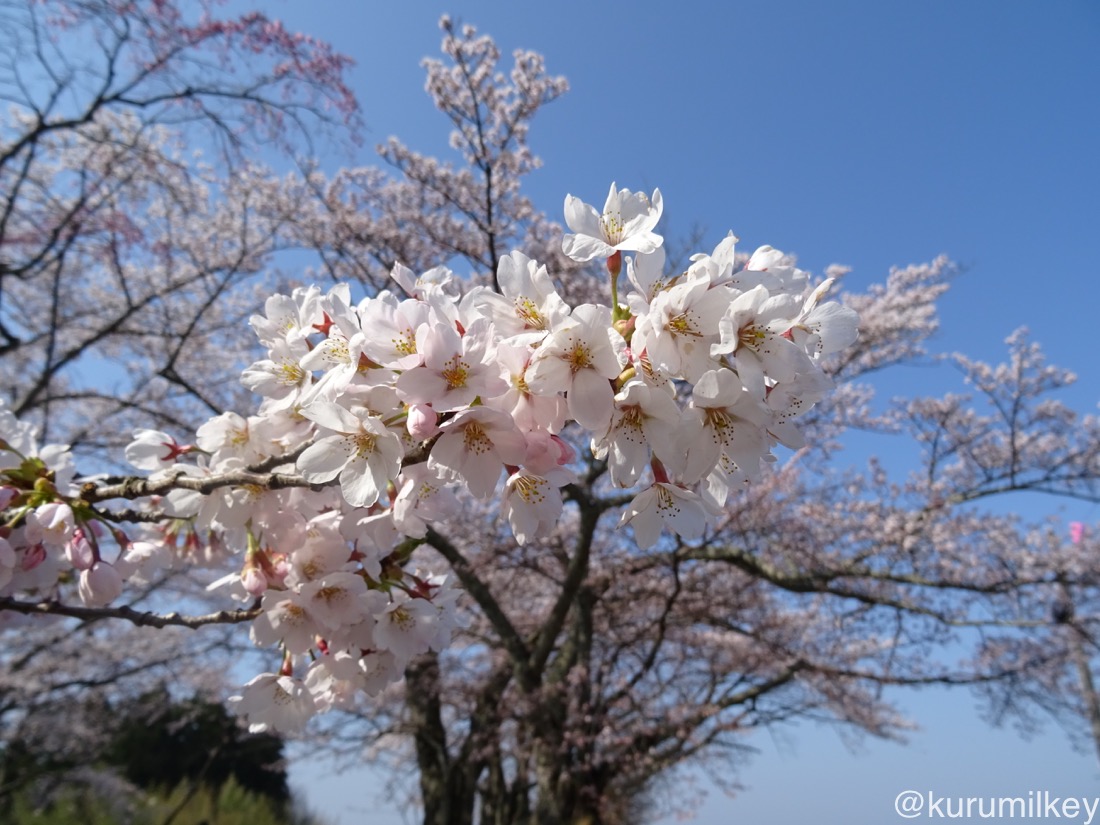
(407, 404), (440, 440)
(522, 431), (559, 475)
(266, 553), (290, 588)
(65, 528), (96, 570)
(78, 561), (123, 607)
(241, 565), (269, 597)
(21, 543), (47, 572)
(550, 435), (576, 466)
(523, 432), (577, 476)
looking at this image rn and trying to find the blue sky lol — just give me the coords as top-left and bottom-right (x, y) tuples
(231, 1), (1100, 822)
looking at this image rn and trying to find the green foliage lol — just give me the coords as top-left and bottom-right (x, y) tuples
(106, 689), (289, 806)
(1, 690), (320, 825)
(9, 788), (125, 825)
(151, 777), (301, 825)
(7, 778), (329, 825)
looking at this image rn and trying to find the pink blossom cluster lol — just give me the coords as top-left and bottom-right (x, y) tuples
(0, 183), (859, 732)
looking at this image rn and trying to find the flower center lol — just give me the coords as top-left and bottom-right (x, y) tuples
(392, 330), (417, 356)
(283, 603), (308, 625)
(515, 297), (546, 329)
(463, 422), (492, 455)
(668, 312), (701, 337)
(352, 433), (377, 458)
(441, 355), (470, 389)
(600, 210), (625, 245)
(512, 474), (547, 504)
(278, 360), (305, 385)
(325, 338), (351, 365)
(704, 408), (735, 448)
(390, 605), (414, 630)
(566, 341), (592, 374)
(316, 585), (348, 607)
(618, 405), (644, 438)
(655, 485), (682, 517)
(739, 325), (767, 350)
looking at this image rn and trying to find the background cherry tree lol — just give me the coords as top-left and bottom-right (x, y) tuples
(2, 4), (1099, 825)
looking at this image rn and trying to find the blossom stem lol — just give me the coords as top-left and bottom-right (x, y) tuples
(607, 251), (629, 322)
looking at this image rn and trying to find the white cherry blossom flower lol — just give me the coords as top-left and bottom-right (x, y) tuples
(392, 463), (462, 539)
(502, 467), (571, 544)
(125, 429), (194, 470)
(766, 368), (836, 449)
(592, 380), (683, 487)
(785, 278), (860, 358)
(305, 651), (367, 713)
(196, 412), (266, 465)
(373, 591), (442, 667)
(24, 502), (75, 547)
(299, 290), (368, 396)
(230, 673), (317, 734)
(285, 514), (354, 585)
(391, 262), (459, 303)
(681, 368), (772, 483)
(395, 317), (505, 412)
(741, 245), (811, 293)
(115, 526), (175, 586)
(486, 341), (568, 434)
(562, 182), (664, 262)
(300, 571), (372, 633)
(358, 650), (402, 696)
(249, 284), (324, 350)
(685, 231), (740, 287)
(632, 274), (732, 382)
(357, 289), (432, 370)
(526, 303), (628, 432)
(241, 338), (312, 412)
(428, 407), (527, 499)
(297, 398), (404, 508)
(251, 589), (319, 655)
(711, 285), (812, 398)
(625, 246), (669, 310)
(469, 251), (570, 341)
(619, 483), (712, 550)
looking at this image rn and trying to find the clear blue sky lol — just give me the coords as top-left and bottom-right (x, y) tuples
(224, 1), (1100, 821)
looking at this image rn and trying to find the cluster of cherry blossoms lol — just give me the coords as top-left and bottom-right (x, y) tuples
(0, 182), (858, 732)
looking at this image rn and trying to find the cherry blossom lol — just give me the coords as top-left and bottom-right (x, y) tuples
(296, 398), (404, 507)
(562, 183), (664, 262)
(395, 318), (505, 412)
(502, 467), (572, 545)
(5, 14), (1099, 824)
(229, 673), (317, 735)
(593, 380), (684, 487)
(428, 407), (527, 499)
(526, 303), (629, 431)
(619, 482), (714, 549)
(77, 561), (124, 607)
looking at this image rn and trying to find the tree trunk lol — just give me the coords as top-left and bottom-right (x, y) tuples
(406, 653), (477, 825)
